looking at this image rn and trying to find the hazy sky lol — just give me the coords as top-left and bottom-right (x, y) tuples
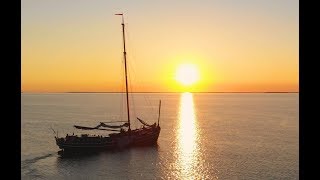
(22, 0), (298, 92)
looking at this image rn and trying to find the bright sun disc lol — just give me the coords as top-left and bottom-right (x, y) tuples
(175, 64), (200, 86)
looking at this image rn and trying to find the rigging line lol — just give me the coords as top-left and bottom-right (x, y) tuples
(125, 22), (136, 71)
(125, 25), (157, 120)
(49, 127), (56, 135)
(126, 30), (156, 123)
(124, 23), (139, 89)
(127, 65), (138, 128)
(125, 21), (157, 123)
(127, 52), (150, 126)
(119, 53), (126, 122)
(125, 24), (139, 127)
(122, 47), (131, 125)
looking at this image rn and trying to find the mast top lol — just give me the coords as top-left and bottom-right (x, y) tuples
(115, 13), (124, 24)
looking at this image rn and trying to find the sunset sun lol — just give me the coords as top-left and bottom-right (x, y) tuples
(175, 64), (200, 86)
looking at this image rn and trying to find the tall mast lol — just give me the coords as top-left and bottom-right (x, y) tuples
(115, 13), (131, 130)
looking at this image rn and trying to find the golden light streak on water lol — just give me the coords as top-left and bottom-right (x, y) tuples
(176, 92), (202, 179)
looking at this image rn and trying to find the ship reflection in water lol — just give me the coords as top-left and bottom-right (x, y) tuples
(175, 92), (209, 179)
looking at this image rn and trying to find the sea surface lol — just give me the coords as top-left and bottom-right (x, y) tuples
(21, 93), (298, 179)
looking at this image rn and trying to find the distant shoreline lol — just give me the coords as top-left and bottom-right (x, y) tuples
(21, 91), (299, 94)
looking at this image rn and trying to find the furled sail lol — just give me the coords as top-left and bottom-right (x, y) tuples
(74, 122), (129, 131)
(73, 125), (120, 131)
(74, 125), (97, 130)
(99, 122), (129, 128)
(137, 117), (155, 127)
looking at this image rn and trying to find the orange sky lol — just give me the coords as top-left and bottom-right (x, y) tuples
(22, 0), (298, 93)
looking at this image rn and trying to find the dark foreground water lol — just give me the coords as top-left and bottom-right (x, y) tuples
(21, 93), (298, 179)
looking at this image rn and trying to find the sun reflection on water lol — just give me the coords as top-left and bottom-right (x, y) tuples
(176, 92), (202, 179)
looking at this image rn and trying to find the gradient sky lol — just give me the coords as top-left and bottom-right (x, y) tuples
(22, 0), (299, 92)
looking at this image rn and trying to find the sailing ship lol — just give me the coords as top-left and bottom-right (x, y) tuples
(55, 14), (161, 152)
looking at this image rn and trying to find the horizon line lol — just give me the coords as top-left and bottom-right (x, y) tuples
(21, 91), (299, 94)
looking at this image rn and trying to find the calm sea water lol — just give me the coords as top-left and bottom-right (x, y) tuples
(21, 93), (298, 179)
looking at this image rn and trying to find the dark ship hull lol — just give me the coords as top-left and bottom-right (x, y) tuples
(55, 126), (160, 152)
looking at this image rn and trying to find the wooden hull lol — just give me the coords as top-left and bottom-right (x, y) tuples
(55, 126), (160, 153)
(131, 127), (160, 146)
